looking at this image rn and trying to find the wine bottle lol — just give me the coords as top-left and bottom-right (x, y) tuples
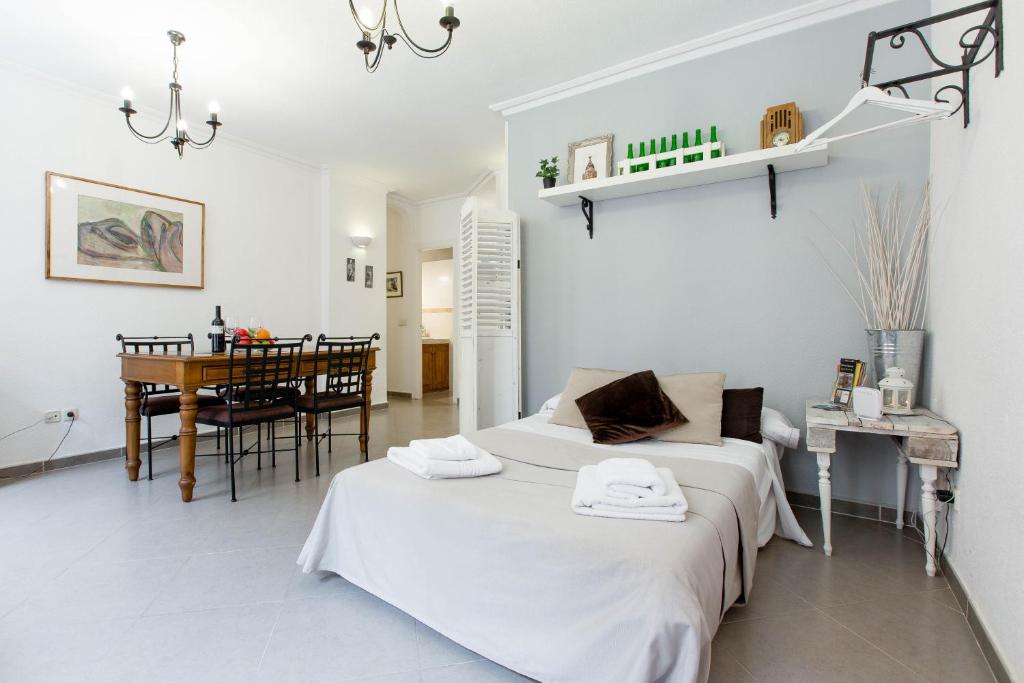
(210, 305), (225, 353)
(710, 126), (721, 159)
(656, 137), (668, 169)
(681, 131), (690, 163)
(627, 143), (635, 174)
(669, 134), (678, 167)
(693, 129), (704, 162)
(637, 141), (648, 172)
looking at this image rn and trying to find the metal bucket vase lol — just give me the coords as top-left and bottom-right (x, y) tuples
(866, 329), (925, 406)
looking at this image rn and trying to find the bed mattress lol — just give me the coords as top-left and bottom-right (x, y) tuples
(298, 421), (795, 682)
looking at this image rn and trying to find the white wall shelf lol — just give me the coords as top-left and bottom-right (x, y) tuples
(538, 143), (829, 238)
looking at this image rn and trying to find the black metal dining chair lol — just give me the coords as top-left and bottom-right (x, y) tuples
(195, 335), (310, 502)
(295, 333), (380, 476)
(116, 334), (226, 480)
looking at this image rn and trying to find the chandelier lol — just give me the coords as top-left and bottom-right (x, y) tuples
(118, 31), (222, 159)
(351, 0), (461, 73)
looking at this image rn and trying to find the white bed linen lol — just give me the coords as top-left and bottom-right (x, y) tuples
(526, 406), (811, 548)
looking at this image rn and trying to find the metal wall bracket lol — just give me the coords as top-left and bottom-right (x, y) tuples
(862, 0), (1003, 128)
(579, 196), (594, 239)
(767, 164), (777, 219)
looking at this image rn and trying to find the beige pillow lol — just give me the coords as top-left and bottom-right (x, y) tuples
(548, 367), (628, 428)
(654, 372), (726, 445)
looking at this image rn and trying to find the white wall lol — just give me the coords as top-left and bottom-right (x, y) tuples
(926, 0), (1022, 676)
(327, 171), (388, 405)
(0, 64), (323, 469)
(386, 202), (420, 395)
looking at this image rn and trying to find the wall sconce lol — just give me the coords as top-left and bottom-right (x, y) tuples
(351, 235), (373, 248)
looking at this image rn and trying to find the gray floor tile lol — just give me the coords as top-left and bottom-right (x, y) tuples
(255, 592), (419, 682)
(709, 645), (758, 683)
(823, 591), (995, 682)
(88, 603), (281, 683)
(420, 660), (535, 682)
(145, 546), (300, 615)
(285, 566), (355, 601)
(0, 556), (187, 633)
(716, 609), (926, 682)
(724, 574), (817, 623)
(415, 621), (484, 669)
(0, 616), (130, 683)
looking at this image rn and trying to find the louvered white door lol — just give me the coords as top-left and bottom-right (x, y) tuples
(458, 198), (521, 433)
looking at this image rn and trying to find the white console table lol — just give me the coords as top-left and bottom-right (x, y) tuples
(804, 400), (959, 576)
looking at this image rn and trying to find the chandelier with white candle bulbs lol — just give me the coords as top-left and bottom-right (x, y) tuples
(118, 31), (222, 159)
(351, 0), (461, 73)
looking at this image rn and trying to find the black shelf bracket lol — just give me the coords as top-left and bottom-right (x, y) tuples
(579, 196), (594, 239)
(862, 0), (1003, 128)
(767, 164), (777, 219)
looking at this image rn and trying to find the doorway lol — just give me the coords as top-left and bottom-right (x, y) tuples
(420, 247), (454, 394)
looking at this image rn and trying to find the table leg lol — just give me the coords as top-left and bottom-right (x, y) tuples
(920, 464), (940, 576)
(359, 368), (374, 457)
(177, 388), (199, 502)
(896, 450), (909, 530)
(817, 452), (833, 557)
(304, 376), (316, 441)
(124, 381), (142, 481)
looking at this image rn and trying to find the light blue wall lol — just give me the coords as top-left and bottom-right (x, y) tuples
(507, 1), (931, 507)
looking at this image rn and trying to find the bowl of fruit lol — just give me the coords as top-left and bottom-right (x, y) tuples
(233, 327), (275, 345)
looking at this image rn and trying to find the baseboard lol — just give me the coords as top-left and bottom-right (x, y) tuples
(942, 562), (1013, 683)
(786, 490), (920, 529)
(388, 391), (413, 399)
(0, 402), (390, 481)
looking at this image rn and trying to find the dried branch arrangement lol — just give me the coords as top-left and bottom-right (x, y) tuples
(815, 183), (931, 330)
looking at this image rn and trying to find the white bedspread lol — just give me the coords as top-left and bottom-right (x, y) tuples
(509, 413), (811, 547)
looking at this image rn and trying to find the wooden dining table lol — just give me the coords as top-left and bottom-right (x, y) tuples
(119, 347), (379, 502)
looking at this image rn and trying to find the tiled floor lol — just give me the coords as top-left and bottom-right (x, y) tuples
(0, 393), (995, 682)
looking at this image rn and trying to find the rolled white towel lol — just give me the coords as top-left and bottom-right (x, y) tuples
(387, 446), (502, 479)
(409, 434), (487, 461)
(572, 466), (687, 522)
(596, 457), (666, 498)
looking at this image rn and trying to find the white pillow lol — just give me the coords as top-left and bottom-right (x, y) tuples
(761, 407), (800, 450)
(538, 393), (561, 415)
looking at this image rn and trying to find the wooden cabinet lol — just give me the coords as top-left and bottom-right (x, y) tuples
(422, 342), (450, 393)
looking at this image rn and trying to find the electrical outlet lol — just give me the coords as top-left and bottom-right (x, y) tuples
(44, 410), (61, 424)
(63, 408), (79, 421)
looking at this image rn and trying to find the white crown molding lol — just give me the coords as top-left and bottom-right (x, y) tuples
(0, 57), (322, 172)
(489, 0), (900, 117)
(394, 169), (498, 208)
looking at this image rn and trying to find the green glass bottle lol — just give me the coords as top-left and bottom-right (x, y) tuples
(669, 133), (678, 167)
(710, 126), (721, 159)
(693, 128), (704, 162)
(627, 143), (636, 173)
(637, 141), (648, 172)
(656, 137), (668, 169)
(681, 131), (690, 163)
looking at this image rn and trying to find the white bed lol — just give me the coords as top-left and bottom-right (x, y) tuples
(299, 403), (810, 683)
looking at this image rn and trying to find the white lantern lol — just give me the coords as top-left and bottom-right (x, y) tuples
(878, 366), (914, 415)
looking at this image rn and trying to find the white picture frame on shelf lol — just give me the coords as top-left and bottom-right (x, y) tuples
(567, 134), (614, 184)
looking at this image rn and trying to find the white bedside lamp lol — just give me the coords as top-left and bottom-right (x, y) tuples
(878, 366), (914, 415)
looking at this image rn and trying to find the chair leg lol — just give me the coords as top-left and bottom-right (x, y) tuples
(271, 421), (277, 468)
(314, 413), (320, 474)
(294, 415), (301, 483)
(257, 424), (262, 470)
(361, 404), (369, 462)
(228, 423), (237, 502)
(147, 415), (154, 480)
(328, 412), (333, 453)
(314, 414), (321, 478)
(216, 426), (221, 451)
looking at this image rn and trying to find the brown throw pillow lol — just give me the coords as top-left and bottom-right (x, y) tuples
(575, 370), (687, 445)
(721, 388), (764, 443)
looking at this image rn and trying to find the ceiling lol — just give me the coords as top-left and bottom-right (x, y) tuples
(0, 0), (811, 200)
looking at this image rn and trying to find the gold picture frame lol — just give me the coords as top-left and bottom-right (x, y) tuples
(45, 171), (206, 289)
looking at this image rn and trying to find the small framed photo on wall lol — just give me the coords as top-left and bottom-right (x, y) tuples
(386, 271), (403, 298)
(346, 258), (355, 282)
(365, 265), (374, 288)
(567, 134), (614, 184)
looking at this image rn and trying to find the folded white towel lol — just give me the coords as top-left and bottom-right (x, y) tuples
(572, 466), (687, 522)
(596, 457), (667, 499)
(409, 434), (487, 461)
(387, 445), (502, 479)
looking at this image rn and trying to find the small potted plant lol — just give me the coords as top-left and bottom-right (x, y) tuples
(537, 157), (559, 189)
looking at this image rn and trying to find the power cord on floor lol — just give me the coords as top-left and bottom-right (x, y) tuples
(0, 415), (75, 480)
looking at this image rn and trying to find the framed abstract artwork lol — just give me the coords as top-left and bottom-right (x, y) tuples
(365, 265), (374, 288)
(45, 172), (205, 288)
(346, 258), (356, 282)
(386, 271), (403, 298)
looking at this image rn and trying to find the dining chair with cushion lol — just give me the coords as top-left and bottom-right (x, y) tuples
(195, 334), (310, 501)
(116, 334), (226, 480)
(295, 333), (380, 476)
